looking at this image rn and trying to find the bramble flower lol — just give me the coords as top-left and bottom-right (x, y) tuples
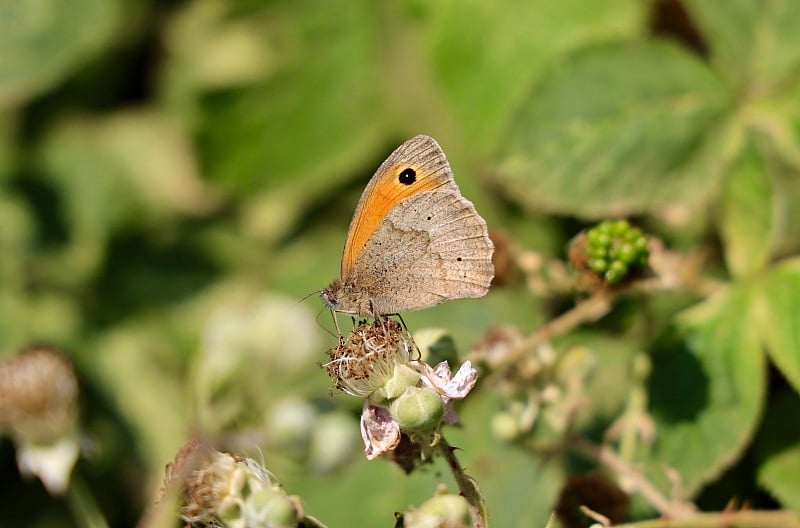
(402, 486), (471, 528)
(324, 319), (412, 397)
(360, 403), (401, 461)
(162, 439), (321, 528)
(325, 320), (477, 462)
(0, 346), (80, 495)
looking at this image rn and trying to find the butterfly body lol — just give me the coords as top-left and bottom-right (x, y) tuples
(322, 135), (493, 317)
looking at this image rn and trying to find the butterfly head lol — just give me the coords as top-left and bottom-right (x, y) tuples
(320, 279), (342, 311)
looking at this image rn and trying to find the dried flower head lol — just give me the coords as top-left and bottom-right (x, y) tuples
(0, 345), (80, 495)
(163, 439), (306, 528)
(0, 345), (78, 442)
(324, 319), (412, 397)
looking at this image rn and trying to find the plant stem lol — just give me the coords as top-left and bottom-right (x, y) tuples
(608, 510), (800, 528)
(67, 474), (110, 528)
(437, 435), (488, 528)
(570, 437), (696, 520)
(484, 291), (613, 377)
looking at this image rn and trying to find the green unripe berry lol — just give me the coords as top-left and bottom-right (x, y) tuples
(417, 494), (470, 524)
(605, 260), (628, 284)
(491, 411), (521, 442)
(587, 245), (608, 260)
(587, 228), (604, 246)
(610, 219), (629, 235)
(589, 258), (608, 273)
(390, 387), (444, 432)
(383, 364), (421, 399)
(616, 242), (637, 264)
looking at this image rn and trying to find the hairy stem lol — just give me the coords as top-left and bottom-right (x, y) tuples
(437, 435), (489, 528)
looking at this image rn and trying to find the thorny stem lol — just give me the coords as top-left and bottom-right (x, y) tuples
(482, 245), (724, 377)
(570, 437), (696, 520)
(436, 435), (488, 528)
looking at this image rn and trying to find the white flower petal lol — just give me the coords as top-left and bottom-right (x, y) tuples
(360, 403), (400, 460)
(432, 361), (451, 378)
(16, 436), (79, 495)
(422, 360), (477, 400)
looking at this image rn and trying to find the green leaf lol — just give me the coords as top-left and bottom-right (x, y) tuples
(0, 111), (16, 179)
(37, 110), (216, 285)
(423, 0), (645, 155)
(755, 391), (800, 509)
(753, 258), (800, 393)
(759, 445), (800, 509)
(642, 285), (764, 496)
(0, 191), (34, 285)
(159, 0), (281, 126)
(198, 0), (386, 197)
(0, 0), (121, 108)
(719, 139), (775, 277)
(86, 323), (189, 474)
(738, 117), (800, 255)
(685, 0), (800, 89)
(494, 41), (733, 219)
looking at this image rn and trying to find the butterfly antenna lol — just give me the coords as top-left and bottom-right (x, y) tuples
(312, 305), (339, 341)
(298, 289), (323, 305)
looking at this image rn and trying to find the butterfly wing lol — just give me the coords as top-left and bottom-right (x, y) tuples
(337, 135), (494, 315)
(349, 187), (494, 314)
(340, 135), (457, 277)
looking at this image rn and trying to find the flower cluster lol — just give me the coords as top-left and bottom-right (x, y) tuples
(162, 439), (321, 528)
(324, 319), (477, 462)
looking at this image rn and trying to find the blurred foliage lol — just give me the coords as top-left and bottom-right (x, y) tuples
(1, 0), (800, 526)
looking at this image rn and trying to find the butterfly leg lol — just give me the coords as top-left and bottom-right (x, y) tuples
(330, 310), (345, 344)
(392, 313), (421, 360)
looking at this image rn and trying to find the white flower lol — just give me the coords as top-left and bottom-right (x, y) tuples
(16, 435), (80, 495)
(360, 402), (400, 461)
(420, 360), (478, 425)
(324, 320), (411, 397)
(359, 360), (478, 460)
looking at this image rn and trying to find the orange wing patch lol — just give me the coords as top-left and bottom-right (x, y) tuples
(342, 164), (443, 276)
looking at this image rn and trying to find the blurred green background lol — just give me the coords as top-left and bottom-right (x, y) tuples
(2, 0), (800, 526)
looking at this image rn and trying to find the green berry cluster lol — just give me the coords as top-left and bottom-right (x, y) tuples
(585, 219), (649, 284)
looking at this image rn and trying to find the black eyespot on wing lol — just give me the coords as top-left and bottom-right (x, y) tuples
(398, 168), (416, 185)
(457, 257), (462, 261)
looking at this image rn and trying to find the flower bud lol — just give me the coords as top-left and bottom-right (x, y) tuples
(390, 387), (444, 433)
(491, 411), (521, 442)
(237, 488), (296, 528)
(383, 364), (421, 399)
(267, 397), (317, 454)
(404, 491), (470, 528)
(308, 412), (359, 473)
